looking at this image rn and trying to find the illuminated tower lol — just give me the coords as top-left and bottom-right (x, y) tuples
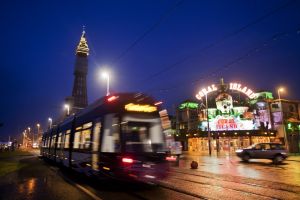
(66, 29), (89, 113)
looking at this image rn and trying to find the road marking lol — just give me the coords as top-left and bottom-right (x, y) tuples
(74, 183), (103, 200)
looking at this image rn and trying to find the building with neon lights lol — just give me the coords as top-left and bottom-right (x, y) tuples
(175, 79), (300, 153)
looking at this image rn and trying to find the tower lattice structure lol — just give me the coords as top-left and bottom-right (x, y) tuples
(66, 29), (89, 114)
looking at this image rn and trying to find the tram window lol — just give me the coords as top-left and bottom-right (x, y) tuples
(64, 133), (70, 149)
(47, 137), (51, 148)
(101, 114), (120, 153)
(51, 136), (56, 148)
(83, 122), (92, 129)
(123, 122), (151, 152)
(81, 129), (91, 149)
(92, 122), (101, 152)
(73, 132), (81, 149)
(57, 133), (62, 148)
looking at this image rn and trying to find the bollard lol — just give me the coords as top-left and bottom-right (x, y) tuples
(190, 161), (198, 169)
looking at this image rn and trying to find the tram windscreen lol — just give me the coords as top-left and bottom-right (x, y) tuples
(121, 118), (165, 153)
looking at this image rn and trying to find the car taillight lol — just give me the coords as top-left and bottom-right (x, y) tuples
(122, 157), (133, 163)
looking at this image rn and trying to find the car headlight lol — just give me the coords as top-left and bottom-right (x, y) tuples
(235, 149), (243, 153)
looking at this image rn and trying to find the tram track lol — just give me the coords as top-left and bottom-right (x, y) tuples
(160, 169), (300, 200)
(160, 175), (281, 200)
(170, 168), (300, 194)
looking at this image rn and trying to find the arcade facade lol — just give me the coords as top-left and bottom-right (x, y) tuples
(175, 79), (300, 154)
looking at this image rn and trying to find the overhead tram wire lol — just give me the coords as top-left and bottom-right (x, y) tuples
(147, 26), (300, 94)
(112, 0), (185, 64)
(139, 0), (297, 84)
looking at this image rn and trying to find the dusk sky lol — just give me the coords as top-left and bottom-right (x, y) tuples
(1, 0), (300, 141)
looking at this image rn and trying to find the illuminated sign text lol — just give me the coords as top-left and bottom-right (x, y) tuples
(125, 103), (157, 112)
(229, 83), (256, 99)
(195, 84), (217, 99)
(196, 82), (256, 99)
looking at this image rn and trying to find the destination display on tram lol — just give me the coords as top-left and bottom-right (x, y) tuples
(124, 103), (157, 112)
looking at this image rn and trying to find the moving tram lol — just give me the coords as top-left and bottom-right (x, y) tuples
(41, 93), (169, 182)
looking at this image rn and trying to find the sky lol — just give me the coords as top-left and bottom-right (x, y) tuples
(1, 0), (300, 141)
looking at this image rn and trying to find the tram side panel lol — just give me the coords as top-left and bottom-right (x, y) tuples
(70, 121), (93, 174)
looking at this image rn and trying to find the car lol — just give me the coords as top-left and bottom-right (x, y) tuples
(235, 143), (288, 164)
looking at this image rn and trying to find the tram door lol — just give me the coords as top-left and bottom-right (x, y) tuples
(92, 118), (101, 171)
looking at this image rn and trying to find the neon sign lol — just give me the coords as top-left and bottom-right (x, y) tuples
(229, 83), (256, 99)
(216, 117), (237, 129)
(125, 103), (157, 112)
(200, 115), (256, 131)
(179, 102), (199, 110)
(195, 84), (217, 99)
(196, 82), (256, 99)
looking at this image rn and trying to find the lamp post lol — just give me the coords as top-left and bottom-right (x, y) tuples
(205, 94), (212, 156)
(64, 104), (70, 116)
(22, 131), (26, 148)
(196, 92), (212, 156)
(37, 123), (40, 147)
(27, 127), (32, 148)
(102, 72), (110, 96)
(277, 87), (288, 151)
(48, 118), (52, 129)
(278, 87), (284, 101)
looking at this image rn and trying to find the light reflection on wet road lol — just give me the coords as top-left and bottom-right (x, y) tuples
(17, 178), (37, 198)
(178, 153), (300, 186)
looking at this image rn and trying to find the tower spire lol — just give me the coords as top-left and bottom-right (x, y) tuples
(76, 26), (89, 56)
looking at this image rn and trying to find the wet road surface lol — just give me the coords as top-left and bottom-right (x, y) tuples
(178, 152), (300, 186)
(0, 151), (300, 200)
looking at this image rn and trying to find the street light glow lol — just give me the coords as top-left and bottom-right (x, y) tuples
(277, 87), (285, 100)
(48, 117), (53, 129)
(100, 70), (110, 96)
(64, 104), (70, 115)
(102, 72), (109, 79)
(278, 87), (284, 92)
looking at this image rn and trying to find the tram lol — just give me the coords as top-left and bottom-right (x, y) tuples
(41, 93), (169, 183)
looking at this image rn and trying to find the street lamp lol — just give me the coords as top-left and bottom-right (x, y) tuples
(196, 92), (212, 156)
(36, 123), (40, 147)
(48, 118), (52, 129)
(64, 104), (70, 116)
(277, 87), (284, 100)
(277, 87), (288, 151)
(102, 72), (110, 96)
(205, 94), (212, 156)
(22, 131), (26, 147)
